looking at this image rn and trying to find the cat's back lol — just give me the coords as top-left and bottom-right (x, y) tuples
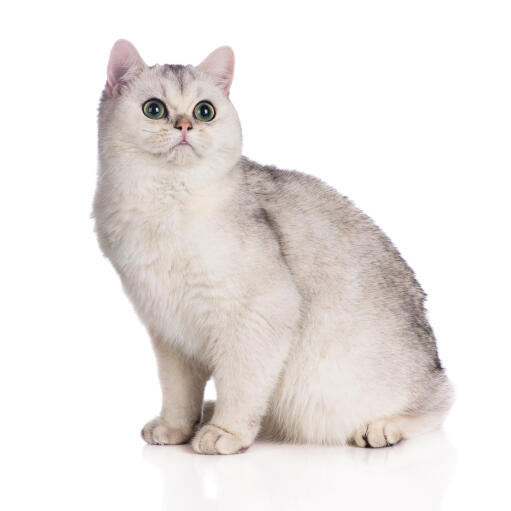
(241, 156), (419, 296)
(240, 156), (439, 361)
(241, 155), (388, 252)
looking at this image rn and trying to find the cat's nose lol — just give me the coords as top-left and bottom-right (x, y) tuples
(175, 119), (193, 133)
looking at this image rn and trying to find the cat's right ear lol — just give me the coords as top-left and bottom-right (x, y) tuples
(106, 40), (145, 97)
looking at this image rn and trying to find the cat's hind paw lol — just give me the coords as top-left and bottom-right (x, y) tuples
(352, 419), (402, 448)
(191, 424), (247, 455)
(141, 417), (192, 445)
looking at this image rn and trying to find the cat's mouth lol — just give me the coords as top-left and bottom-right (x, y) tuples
(171, 140), (193, 150)
(168, 139), (199, 159)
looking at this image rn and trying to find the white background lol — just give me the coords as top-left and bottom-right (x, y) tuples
(1, 1), (510, 509)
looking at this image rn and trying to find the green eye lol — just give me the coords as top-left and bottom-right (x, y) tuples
(142, 99), (167, 119)
(193, 101), (215, 122)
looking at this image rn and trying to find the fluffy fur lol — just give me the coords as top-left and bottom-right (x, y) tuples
(94, 40), (453, 454)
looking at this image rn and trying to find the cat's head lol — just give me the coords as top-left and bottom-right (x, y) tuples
(99, 40), (241, 169)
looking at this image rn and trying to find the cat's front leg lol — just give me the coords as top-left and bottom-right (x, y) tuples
(191, 306), (298, 455)
(142, 335), (209, 445)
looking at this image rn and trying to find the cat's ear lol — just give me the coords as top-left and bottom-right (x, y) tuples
(197, 46), (235, 96)
(106, 40), (145, 97)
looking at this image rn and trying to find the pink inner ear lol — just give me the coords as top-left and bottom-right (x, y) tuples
(197, 46), (235, 96)
(106, 40), (145, 97)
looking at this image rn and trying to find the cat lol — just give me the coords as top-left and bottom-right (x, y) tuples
(93, 40), (454, 455)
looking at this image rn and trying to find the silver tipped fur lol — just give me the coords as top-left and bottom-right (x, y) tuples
(94, 41), (453, 454)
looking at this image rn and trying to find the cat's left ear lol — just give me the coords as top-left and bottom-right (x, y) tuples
(197, 46), (235, 96)
(106, 39), (146, 97)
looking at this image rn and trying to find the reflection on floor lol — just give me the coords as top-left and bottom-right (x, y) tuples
(143, 430), (455, 510)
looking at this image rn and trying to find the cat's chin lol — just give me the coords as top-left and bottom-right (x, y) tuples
(165, 144), (200, 165)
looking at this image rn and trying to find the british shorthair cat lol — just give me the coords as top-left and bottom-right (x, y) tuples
(93, 40), (453, 454)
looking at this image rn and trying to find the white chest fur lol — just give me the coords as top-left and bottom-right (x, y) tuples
(95, 166), (241, 360)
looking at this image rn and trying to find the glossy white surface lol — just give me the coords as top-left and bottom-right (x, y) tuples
(143, 433), (455, 510)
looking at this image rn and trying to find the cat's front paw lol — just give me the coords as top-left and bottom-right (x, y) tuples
(191, 424), (248, 455)
(141, 417), (193, 445)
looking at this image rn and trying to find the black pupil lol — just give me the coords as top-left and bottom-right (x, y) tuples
(199, 104), (211, 118)
(148, 102), (161, 116)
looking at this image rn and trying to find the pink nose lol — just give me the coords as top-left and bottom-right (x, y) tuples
(175, 119), (192, 133)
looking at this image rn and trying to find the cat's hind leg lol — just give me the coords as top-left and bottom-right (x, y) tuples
(352, 370), (454, 448)
(351, 412), (449, 448)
